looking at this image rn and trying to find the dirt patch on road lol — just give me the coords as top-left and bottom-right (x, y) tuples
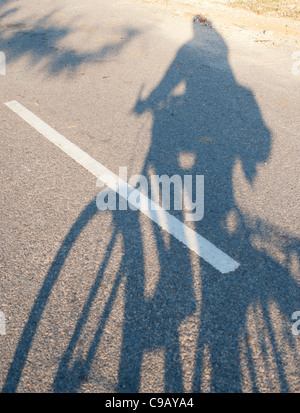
(230, 0), (300, 20)
(135, 0), (300, 46)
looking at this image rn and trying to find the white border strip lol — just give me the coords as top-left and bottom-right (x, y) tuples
(5, 100), (240, 274)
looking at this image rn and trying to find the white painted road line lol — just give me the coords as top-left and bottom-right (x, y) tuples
(5, 100), (240, 274)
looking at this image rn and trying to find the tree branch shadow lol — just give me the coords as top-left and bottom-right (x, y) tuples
(0, 1), (139, 75)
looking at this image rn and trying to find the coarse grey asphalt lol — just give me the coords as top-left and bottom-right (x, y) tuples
(0, 0), (299, 393)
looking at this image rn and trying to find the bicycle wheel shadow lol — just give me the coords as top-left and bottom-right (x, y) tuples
(2, 19), (299, 393)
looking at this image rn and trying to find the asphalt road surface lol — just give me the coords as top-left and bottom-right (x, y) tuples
(0, 0), (299, 393)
